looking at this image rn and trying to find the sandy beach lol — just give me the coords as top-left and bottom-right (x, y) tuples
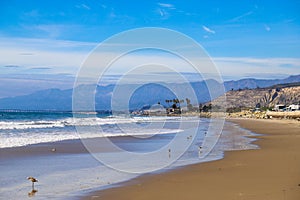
(82, 118), (300, 200)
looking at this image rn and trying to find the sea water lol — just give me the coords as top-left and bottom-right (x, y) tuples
(0, 111), (259, 199)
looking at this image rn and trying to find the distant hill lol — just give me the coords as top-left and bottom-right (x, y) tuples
(0, 80), (224, 111)
(212, 82), (300, 109)
(0, 88), (73, 111)
(223, 74), (300, 91)
(0, 75), (299, 111)
(265, 81), (300, 89)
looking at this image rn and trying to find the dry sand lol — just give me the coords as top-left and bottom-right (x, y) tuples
(82, 119), (300, 200)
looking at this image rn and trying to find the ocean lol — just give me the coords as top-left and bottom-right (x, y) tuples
(0, 111), (259, 199)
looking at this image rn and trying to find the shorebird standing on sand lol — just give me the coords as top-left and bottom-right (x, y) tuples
(27, 177), (38, 189)
(198, 146), (202, 157)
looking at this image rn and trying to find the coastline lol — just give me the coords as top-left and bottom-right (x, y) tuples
(81, 118), (300, 200)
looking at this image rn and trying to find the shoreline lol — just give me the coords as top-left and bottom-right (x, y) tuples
(81, 118), (300, 200)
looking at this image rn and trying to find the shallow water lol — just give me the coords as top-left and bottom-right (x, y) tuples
(0, 112), (259, 199)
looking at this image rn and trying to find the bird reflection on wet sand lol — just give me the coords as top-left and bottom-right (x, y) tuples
(28, 189), (38, 197)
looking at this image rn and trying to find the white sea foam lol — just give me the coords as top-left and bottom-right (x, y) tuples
(0, 116), (196, 148)
(0, 116), (188, 130)
(0, 128), (183, 148)
(0, 120), (65, 129)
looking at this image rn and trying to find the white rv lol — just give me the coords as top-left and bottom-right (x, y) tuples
(274, 104), (286, 112)
(288, 104), (300, 111)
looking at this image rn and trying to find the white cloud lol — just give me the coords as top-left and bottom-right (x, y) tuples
(202, 25), (215, 34)
(158, 9), (166, 17)
(214, 57), (300, 67)
(22, 10), (40, 18)
(21, 24), (91, 39)
(0, 37), (96, 51)
(214, 57), (300, 79)
(0, 37), (299, 83)
(0, 37), (97, 75)
(155, 8), (170, 19)
(264, 24), (271, 31)
(227, 11), (253, 23)
(158, 3), (175, 9)
(0, 48), (84, 75)
(34, 24), (63, 38)
(156, 2), (175, 19)
(76, 4), (90, 10)
(283, 18), (296, 24)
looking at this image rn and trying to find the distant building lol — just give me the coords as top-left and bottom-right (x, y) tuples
(143, 104), (166, 115)
(166, 107), (181, 115)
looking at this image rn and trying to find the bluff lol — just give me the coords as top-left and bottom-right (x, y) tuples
(212, 82), (300, 109)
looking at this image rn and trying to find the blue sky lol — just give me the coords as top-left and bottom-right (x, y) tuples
(0, 0), (300, 97)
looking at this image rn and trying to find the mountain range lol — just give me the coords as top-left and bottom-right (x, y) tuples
(0, 74), (299, 111)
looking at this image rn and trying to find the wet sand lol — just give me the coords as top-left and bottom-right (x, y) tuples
(0, 136), (135, 160)
(82, 119), (300, 200)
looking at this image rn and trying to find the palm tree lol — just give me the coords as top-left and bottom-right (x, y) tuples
(199, 103), (203, 113)
(179, 99), (184, 104)
(208, 103), (212, 111)
(185, 98), (191, 105)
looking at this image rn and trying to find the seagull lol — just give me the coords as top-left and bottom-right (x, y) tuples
(27, 177), (38, 189)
